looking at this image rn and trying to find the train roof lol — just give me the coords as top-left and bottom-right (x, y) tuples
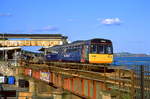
(90, 38), (112, 43)
(51, 38), (112, 48)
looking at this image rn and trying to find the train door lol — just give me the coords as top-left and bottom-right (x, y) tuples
(81, 45), (89, 63)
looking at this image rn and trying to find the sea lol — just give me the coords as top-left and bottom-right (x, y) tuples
(113, 57), (150, 66)
(112, 57), (150, 77)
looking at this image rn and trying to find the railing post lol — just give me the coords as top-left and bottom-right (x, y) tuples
(131, 70), (135, 99)
(141, 65), (144, 99)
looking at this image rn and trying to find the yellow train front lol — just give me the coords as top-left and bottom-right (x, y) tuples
(81, 38), (113, 64)
(45, 38), (113, 64)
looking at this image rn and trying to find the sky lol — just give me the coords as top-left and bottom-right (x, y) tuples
(0, 0), (150, 54)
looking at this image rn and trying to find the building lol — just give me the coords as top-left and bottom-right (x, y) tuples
(0, 33), (68, 47)
(0, 47), (21, 61)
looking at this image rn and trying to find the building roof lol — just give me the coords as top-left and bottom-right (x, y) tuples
(0, 33), (68, 39)
(0, 47), (21, 51)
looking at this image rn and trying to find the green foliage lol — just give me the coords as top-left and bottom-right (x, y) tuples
(120, 93), (131, 99)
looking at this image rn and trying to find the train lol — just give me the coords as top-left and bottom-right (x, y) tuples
(45, 38), (113, 64)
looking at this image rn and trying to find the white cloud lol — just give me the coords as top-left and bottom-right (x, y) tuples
(0, 13), (12, 17)
(101, 18), (121, 25)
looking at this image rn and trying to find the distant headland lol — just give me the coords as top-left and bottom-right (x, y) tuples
(114, 52), (150, 57)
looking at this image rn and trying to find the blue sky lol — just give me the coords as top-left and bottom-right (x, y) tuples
(0, 0), (150, 54)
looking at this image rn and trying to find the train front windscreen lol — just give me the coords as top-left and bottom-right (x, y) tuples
(90, 44), (113, 54)
(89, 41), (113, 63)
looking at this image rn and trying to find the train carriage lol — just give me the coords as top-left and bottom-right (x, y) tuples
(45, 38), (113, 64)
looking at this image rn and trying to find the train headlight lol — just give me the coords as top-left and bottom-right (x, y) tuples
(108, 55), (112, 58)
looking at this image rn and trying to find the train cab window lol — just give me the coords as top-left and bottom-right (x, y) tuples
(105, 45), (113, 54)
(90, 45), (107, 54)
(97, 45), (104, 54)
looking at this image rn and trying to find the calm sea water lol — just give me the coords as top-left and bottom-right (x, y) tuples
(112, 57), (150, 66)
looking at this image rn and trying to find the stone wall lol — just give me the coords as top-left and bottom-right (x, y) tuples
(0, 61), (15, 76)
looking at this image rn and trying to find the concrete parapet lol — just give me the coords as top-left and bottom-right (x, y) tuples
(100, 90), (120, 99)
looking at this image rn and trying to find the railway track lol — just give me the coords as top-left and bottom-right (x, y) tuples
(21, 60), (132, 82)
(24, 61), (118, 72)
(20, 59), (127, 74)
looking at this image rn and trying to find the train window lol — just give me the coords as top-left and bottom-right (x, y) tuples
(105, 45), (113, 54)
(90, 45), (97, 54)
(73, 48), (78, 52)
(97, 45), (104, 54)
(91, 45), (109, 54)
(66, 48), (79, 53)
(66, 49), (71, 53)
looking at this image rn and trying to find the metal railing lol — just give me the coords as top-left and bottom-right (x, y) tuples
(131, 65), (150, 99)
